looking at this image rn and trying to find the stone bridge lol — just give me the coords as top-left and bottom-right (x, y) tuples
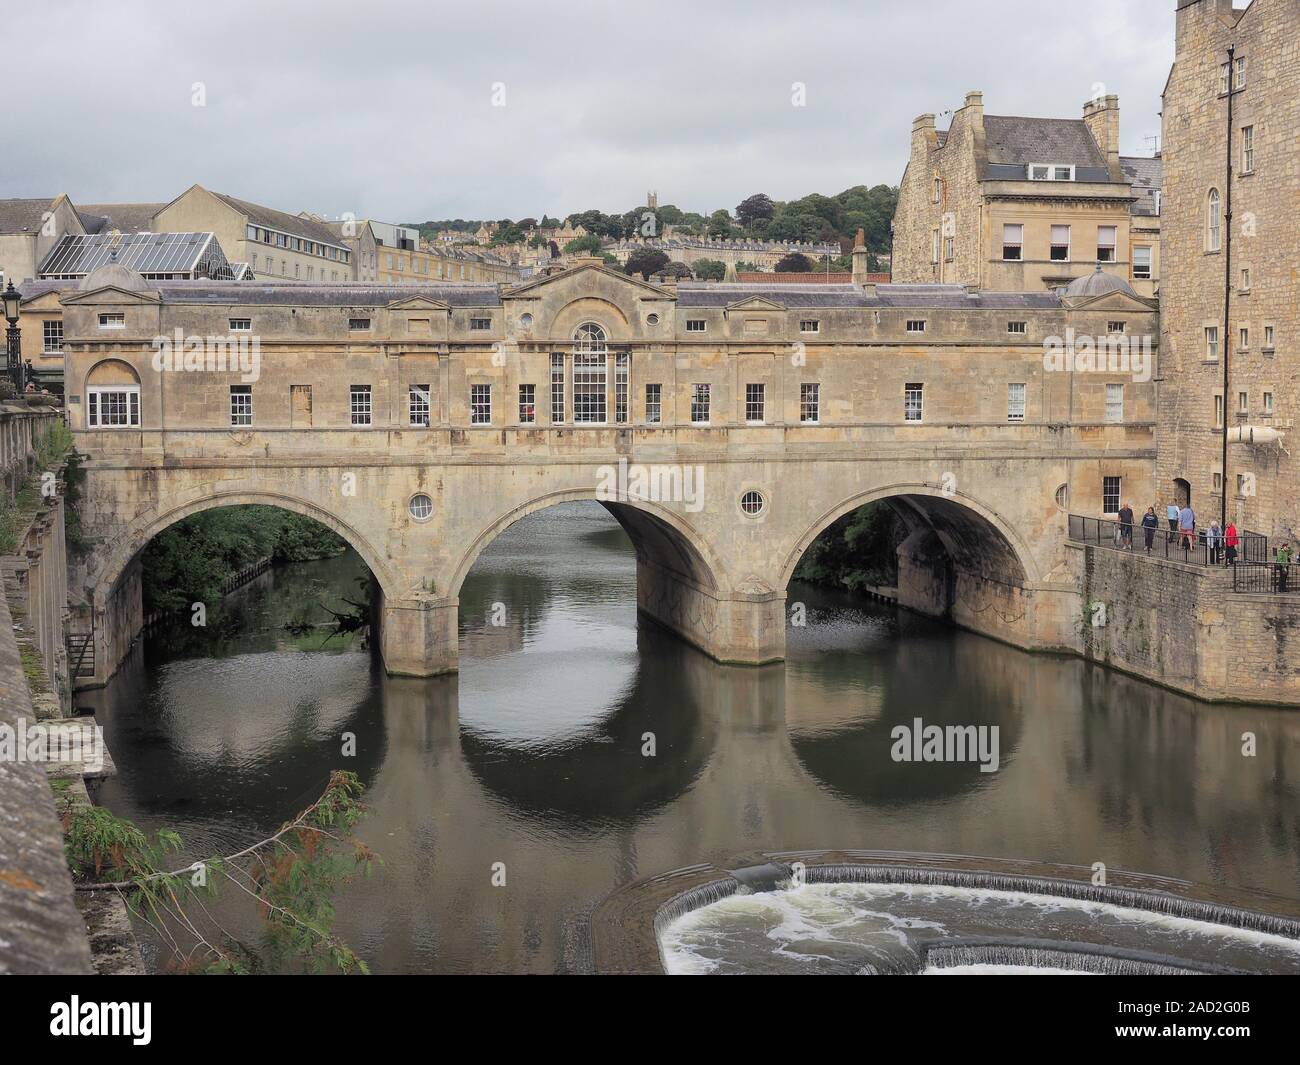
(55, 259), (1159, 684)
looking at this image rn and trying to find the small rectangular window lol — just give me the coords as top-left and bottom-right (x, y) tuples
(944, 236), (954, 261)
(1103, 476), (1121, 515)
(799, 319), (820, 333)
(1242, 125), (1254, 172)
(1133, 246), (1152, 279)
(800, 383), (820, 424)
(230, 385), (253, 426)
(645, 383), (662, 424)
(932, 177), (942, 204)
(1240, 267), (1251, 291)
(229, 318), (251, 332)
(1238, 390), (1249, 413)
(745, 383), (765, 424)
(469, 317), (492, 331)
(1263, 325), (1276, 350)
(350, 385), (372, 426)
(1096, 226), (1117, 263)
(409, 384), (431, 427)
(348, 317), (371, 331)
(1219, 62), (1230, 95)
(1105, 383), (1124, 424)
(1205, 326), (1220, 361)
(685, 319), (707, 333)
(690, 383), (710, 424)
(906, 320), (927, 334)
(518, 383), (536, 424)
(1263, 391), (1274, 414)
(1108, 321), (1126, 334)
(931, 230), (941, 264)
(470, 384), (492, 424)
(904, 383), (924, 423)
(1239, 326), (1249, 350)
(1007, 321), (1027, 335)
(1234, 56), (1247, 90)
(1007, 383), (1026, 422)
(1215, 394), (1224, 427)
(42, 320), (63, 353)
(1050, 225), (1071, 262)
(1002, 224), (1023, 261)
(98, 312), (125, 330)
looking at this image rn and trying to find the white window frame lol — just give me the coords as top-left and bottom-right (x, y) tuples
(42, 319), (63, 354)
(799, 382), (820, 424)
(409, 384), (431, 427)
(518, 383), (536, 424)
(799, 319), (820, 334)
(1096, 226), (1118, 263)
(229, 385), (252, 427)
(86, 385), (140, 428)
(645, 382), (662, 424)
(904, 382), (924, 423)
(745, 383), (765, 424)
(1002, 223), (1023, 261)
(572, 322), (608, 424)
(1007, 321), (1027, 335)
(1205, 326), (1220, 361)
(1007, 382), (1026, 423)
(1241, 125), (1254, 173)
(1102, 475), (1121, 515)
(1105, 383), (1124, 424)
(690, 383), (710, 424)
(1050, 224), (1072, 262)
(1133, 245), (1152, 279)
(1206, 189), (1222, 252)
(470, 384), (492, 425)
(685, 319), (707, 333)
(905, 319), (927, 334)
(229, 318), (251, 332)
(350, 385), (372, 426)
(97, 312), (125, 330)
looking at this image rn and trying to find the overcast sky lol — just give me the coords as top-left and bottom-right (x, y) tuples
(3, 0), (1172, 223)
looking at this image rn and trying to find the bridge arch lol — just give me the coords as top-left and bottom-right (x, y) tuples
(93, 489), (401, 605)
(448, 488), (726, 600)
(779, 482), (1042, 590)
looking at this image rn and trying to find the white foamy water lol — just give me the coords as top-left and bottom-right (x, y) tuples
(659, 882), (1300, 975)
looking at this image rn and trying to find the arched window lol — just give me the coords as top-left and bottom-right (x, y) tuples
(85, 358), (141, 428)
(572, 322), (608, 423)
(1206, 188), (1221, 252)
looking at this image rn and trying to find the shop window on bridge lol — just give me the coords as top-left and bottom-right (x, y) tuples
(519, 383), (536, 424)
(645, 383), (661, 424)
(1103, 476), (1121, 515)
(229, 385), (253, 427)
(87, 385), (140, 427)
(904, 382), (924, 422)
(551, 353), (566, 423)
(799, 383), (820, 423)
(690, 383), (711, 424)
(745, 383), (765, 424)
(573, 323), (608, 424)
(470, 384), (492, 424)
(409, 385), (431, 427)
(350, 385), (372, 426)
(1007, 382), (1026, 422)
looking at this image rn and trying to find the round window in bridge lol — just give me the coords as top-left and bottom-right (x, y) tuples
(646, 313), (660, 326)
(518, 313), (534, 330)
(409, 493), (434, 522)
(740, 490), (766, 517)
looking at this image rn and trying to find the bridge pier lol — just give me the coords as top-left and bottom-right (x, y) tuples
(635, 558), (785, 665)
(379, 592), (459, 677)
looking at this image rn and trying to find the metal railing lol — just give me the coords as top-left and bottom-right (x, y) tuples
(1233, 562), (1300, 595)
(1067, 513), (1269, 565)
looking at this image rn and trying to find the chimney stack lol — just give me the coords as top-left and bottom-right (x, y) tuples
(1083, 94), (1122, 172)
(851, 228), (869, 286)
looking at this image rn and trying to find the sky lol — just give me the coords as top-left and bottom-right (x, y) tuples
(2, 0), (1173, 223)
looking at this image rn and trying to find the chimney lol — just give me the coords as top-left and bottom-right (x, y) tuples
(911, 112), (938, 159)
(963, 90), (984, 115)
(1083, 94), (1121, 171)
(851, 228), (869, 286)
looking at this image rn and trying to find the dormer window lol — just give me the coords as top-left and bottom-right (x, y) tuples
(1028, 164), (1075, 181)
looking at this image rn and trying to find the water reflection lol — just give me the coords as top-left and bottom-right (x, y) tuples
(86, 502), (1300, 973)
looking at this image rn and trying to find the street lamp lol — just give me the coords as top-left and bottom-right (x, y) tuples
(2, 279), (23, 393)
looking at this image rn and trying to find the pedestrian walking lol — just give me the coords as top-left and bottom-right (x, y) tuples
(1166, 501), (1179, 544)
(1118, 502), (1134, 550)
(1141, 506), (1159, 553)
(1207, 520), (1223, 565)
(1178, 503), (1196, 552)
(1225, 521), (1239, 565)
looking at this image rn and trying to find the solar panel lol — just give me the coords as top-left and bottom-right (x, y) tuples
(38, 231), (237, 280)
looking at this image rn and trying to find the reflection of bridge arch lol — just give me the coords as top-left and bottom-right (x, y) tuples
(93, 490), (400, 604)
(780, 483), (1042, 590)
(448, 489), (727, 600)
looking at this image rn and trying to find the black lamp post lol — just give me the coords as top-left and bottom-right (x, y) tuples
(2, 279), (23, 393)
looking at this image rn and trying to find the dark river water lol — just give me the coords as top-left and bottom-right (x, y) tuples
(84, 502), (1300, 973)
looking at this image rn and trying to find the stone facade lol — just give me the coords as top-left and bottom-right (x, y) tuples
(57, 259), (1159, 680)
(1157, 0), (1299, 539)
(893, 92), (1160, 297)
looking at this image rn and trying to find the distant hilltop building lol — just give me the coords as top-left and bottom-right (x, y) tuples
(608, 235), (839, 270)
(892, 90), (1160, 297)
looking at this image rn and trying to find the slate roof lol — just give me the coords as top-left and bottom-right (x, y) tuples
(980, 116), (1116, 183)
(0, 197), (59, 234)
(1121, 155), (1163, 217)
(151, 281), (502, 307)
(78, 203), (166, 234)
(675, 282), (1062, 309)
(208, 191), (348, 248)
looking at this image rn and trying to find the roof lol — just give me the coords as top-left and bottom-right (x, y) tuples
(1063, 265), (1140, 300)
(676, 282), (1062, 309)
(78, 203), (165, 234)
(1121, 155), (1163, 217)
(39, 232), (234, 279)
(0, 197), (59, 235)
(207, 191), (347, 249)
(981, 116), (1114, 182)
(738, 271), (852, 283)
(148, 280), (502, 307)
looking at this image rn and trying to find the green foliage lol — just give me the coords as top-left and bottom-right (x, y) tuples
(661, 260), (693, 279)
(141, 505), (347, 613)
(692, 258), (726, 281)
(775, 251), (814, 273)
(624, 247), (670, 279)
(563, 233), (603, 256)
(64, 771), (375, 975)
(0, 421), (78, 554)
(794, 502), (904, 592)
(736, 193), (776, 226)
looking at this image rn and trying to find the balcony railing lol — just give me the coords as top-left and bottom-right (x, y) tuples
(1067, 513), (1269, 566)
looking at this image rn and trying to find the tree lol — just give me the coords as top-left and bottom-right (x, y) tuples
(661, 260), (693, 279)
(774, 251), (814, 272)
(624, 247), (670, 279)
(563, 233), (603, 256)
(706, 209), (733, 238)
(736, 193), (775, 227)
(692, 258), (726, 281)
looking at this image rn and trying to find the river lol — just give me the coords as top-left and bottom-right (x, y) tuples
(83, 502), (1300, 973)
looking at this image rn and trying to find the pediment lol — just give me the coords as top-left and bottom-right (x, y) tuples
(60, 284), (161, 306)
(504, 262), (674, 301)
(725, 295), (787, 312)
(20, 289), (67, 310)
(386, 295), (451, 312)
(1063, 290), (1156, 313)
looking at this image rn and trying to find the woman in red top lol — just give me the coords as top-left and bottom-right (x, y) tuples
(1224, 522), (1239, 565)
